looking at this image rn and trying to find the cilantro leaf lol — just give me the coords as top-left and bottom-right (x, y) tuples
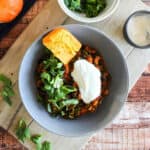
(0, 74), (14, 106)
(0, 74), (12, 86)
(16, 119), (30, 142)
(16, 119), (52, 150)
(31, 135), (51, 150)
(41, 72), (51, 83)
(31, 134), (42, 144)
(41, 141), (51, 150)
(31, 134), (42, 150)
(1, 91), (12, 105)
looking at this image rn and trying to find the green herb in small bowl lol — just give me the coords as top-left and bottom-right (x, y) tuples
(64, 0), (106, 17)
(58, 0), (119, 23)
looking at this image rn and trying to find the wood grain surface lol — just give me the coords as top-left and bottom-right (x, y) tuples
(0, 127), (27, 150)
(83, 72), (150, 150)
(0, 0), (149, 150)
(0, 0), (48, 59)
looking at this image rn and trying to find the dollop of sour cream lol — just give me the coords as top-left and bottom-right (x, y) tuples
(71, 59), (101, 104)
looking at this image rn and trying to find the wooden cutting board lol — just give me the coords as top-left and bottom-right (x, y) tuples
(0, 0), (149, 149)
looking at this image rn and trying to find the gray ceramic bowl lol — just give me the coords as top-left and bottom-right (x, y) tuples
(19, 24), (129, 137)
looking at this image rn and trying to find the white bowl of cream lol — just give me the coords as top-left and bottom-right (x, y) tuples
(124, 11), (150, 49)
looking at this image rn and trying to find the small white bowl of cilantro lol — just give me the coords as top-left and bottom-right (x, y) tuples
(58, 0), (120, 23)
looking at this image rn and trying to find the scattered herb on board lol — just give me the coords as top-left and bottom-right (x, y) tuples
(41, 141), (51, 150)
(31, 135), (51, 150)
(31, 137), (51, 150)
(16, 119), (51, 150)
(31, 134), (42, 150)
(0, 74), (14, 106)
(64, 0), (107, 17)
(16, 119), (30, 142)
(31, 134), (42, 144)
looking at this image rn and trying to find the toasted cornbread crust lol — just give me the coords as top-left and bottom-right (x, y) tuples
(42, 28), (81, 64)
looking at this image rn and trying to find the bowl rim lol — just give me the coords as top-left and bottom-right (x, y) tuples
(19, 24), (129, 137)
(123, 10), (150, 49)
(57, 0), (120, 23)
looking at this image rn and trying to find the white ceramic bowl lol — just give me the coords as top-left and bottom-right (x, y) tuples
(58, 0), (120, 23)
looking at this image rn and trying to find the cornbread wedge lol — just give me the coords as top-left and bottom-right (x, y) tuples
(42, 28), (82, 64)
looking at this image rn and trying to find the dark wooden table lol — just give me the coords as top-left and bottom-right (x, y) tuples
(0, 0), (149, 149)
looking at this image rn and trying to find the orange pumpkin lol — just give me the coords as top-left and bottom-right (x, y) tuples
(0, 0), (23, 23)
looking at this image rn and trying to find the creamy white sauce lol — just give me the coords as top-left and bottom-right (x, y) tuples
(71, 59), (101, 104)
(127, 15), (150, 46)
